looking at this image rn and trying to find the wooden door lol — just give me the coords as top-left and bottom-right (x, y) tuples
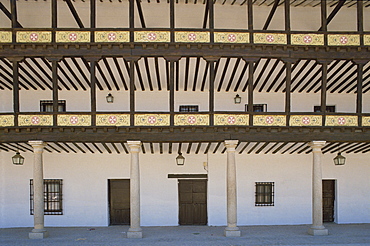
(322, 180), (335, 222)
(109, 179), (130, 225)
(178, 179), (207, 225)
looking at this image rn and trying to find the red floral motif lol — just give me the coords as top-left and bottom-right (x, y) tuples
(266, 116), (274, 124)
(70, 116), (78, 124)
(303, 35), (312, 43)
(29, 33), (38, 41)
(227, 116), (236, 124)
(148, 33), (157, 41)
(340, 36), (348, 44)
(338, 117), (346, 125)
(108, 115), (117, 124)
(31, 116), (40, 124)
(69, 33), (77, 41)
(108, 33), (116, 41)
(188, 33), (196, 41)
(148, 116), (157, 124)
(266, 35), (274, 42)
(188, 116), (196, 124)
(228, 34), (236, 42)
(302, 116), (310, 125)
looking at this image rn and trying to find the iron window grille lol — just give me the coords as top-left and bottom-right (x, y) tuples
(255, 182), (274, 206)
(40, 100), (66, 112)
(30, 179), (63, 215)
(245, 104), (267, 112)
(179, 105), (199, 112)
(314, 105), (336, 113)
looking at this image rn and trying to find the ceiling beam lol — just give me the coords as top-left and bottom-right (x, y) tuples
(263, 0), (280, 30)
(65, 0), (85, 28)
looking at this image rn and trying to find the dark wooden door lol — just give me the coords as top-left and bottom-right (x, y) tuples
(178, 179), (207, 225)
(322, 180), (335, 222)
(109, 179), (130, 225)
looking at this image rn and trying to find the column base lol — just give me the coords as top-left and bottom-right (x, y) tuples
(127, 228), (143, 238)
(29, 230), (49, 239)
(308, 227), (328, 236)
(224, 227), (241, 237)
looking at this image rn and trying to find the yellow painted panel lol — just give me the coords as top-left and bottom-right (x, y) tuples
(57, 115), (91, 126)
(175, 32), (210, 43)
(214, 114), (249, 126)
(362, 116), (370, 126)
(18, 115), (53, 126)
(95, 31), (129, 42)
(325, 115), (357, 126)
(290, 115), (322, 126)
(96, 114), (130, 126)
(134, 31), (170, 42)
(253, 115), (286, 126)
(135, 114), (170, 126)
(56, 31), (90, 43)
(291, 34), (324, 46)
(0, 31), (12, 43)
(328, 34), (360, 46)
(16, 31), (52, 43)
(174, 114), (209, 126)
(0, 115), (14, 127)
(254, 33), (287, 45)
(214, 32), (249, 43)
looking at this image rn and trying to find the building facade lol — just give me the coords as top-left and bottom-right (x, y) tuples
(0, 0), (369, 239)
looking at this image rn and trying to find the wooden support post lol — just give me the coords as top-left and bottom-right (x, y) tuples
(320, 61), (328, 126)
(129, 0), (135, 42)
(170, 0), (175, 42)
(90, 0), (96, 41)
(128, 58), (138, 126)
(208, 59), (216, 126)
(51, 0), (57, 42)
(321, 0), (327, 45)
(247, 60), (254, 125)
(168, 57), (179, 126)
(208, 0), (214, 43)
(354, 60), (365, 126)
(248, 0), (253, 43)
(357, 0), (363, 45)
(52, 59), (59, 126)
(90, 59), (98, 126)
(284, 0), (291, 44)
(12, 59), (20, 126)
(285, 60), (292, 126)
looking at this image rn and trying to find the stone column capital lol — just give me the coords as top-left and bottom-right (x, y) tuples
(224, 140), (239, 151)
(28, 141), (47, 153)
(308, 141), (326, 152)
(127, 141), (142, 153)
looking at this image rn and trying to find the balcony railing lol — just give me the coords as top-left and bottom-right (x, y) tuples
(1, 112), (369, 128)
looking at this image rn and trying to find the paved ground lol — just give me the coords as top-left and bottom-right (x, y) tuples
(0, 224), (369, 246)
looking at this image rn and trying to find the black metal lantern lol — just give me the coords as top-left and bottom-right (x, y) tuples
(333, 152), (346, 165)
(234, 94), (241, 104)
(176, 153), (185, 166)
(12, 152), (25, 165)
(106, 93), (114, 103)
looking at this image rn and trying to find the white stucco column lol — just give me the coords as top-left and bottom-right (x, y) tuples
(127, 141), (142, 238)
(308, 141), (328, 236)
(28, 140), (49, 239)
(224, 140), (241, 237)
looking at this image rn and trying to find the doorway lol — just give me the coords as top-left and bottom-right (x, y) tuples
(178, 179), (207, 225)
(108, 179), (130, 225)
(322, 180), (335, 222)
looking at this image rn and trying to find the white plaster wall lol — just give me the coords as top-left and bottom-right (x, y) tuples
(1, 149), (369, 228)
(1, 1), (369, 31)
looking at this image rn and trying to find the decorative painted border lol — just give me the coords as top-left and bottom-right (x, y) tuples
(290, 115), (322, 126)
(214, 114), (249, 126)
(134, 31), (170, 42)
(174, 114), (209, 126)
(325, 115), (357, 126)
(57, 115), (91, 126)
(362, 116), (370, 126)
(18, 115), (53, 126)
(254, 33), (287, 45)
(135, 114), (170, 126)
(365, 35), (370, 46)
(95, 31), (129, 43)
(0, 115), (14, 127)
(291, 34), (324, 46)
(175, 32), (210, 43)
(0, 31), (12, 43)
(328, 34), (360, 46)
(253, 115), (286, 126)
(96, 114), (130, 126)
(214, 32), (249, 43)
(56, 31), (90, 43)
(16, 31), (52, 43)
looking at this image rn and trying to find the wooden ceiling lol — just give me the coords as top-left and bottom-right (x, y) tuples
(0, 57), (369, 93)
(0, 141), (369, 154)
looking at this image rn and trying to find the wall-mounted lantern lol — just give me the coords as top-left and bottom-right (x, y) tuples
(234, 94), (241, 104)
(333, 152), (346, 165)
(106, 93), (114, 103)
(176, 153), (185, 166)
(12, 152), (25, 165)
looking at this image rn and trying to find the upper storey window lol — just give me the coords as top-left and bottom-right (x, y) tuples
(40, 100), (66, 112)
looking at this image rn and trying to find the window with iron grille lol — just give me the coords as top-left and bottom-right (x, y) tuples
(313, 105), (336, 113)
(245, 104), (267, 112)
(30, 179), (63, 215)
(40, 100), (66, 112)
(179, 105), (199, 112)
(255, 182), (274, 206)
